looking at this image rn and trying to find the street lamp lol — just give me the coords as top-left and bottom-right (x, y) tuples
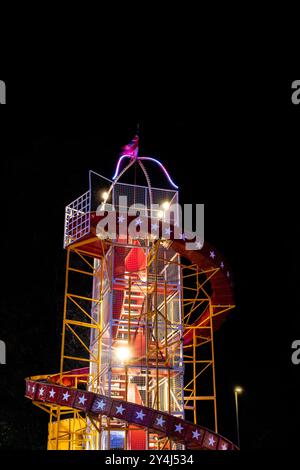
(234, 386), (243, 448)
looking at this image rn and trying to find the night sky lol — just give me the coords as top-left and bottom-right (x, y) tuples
(0, 78), (299, 451)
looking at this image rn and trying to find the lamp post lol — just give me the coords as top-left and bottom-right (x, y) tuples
(234, 386), (243, 448)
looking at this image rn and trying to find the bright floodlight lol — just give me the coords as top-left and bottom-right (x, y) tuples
(162, 201), (170, 211)
(115, 346), (131, 362)
(234, 386), (243, 393)
(102, 191), (109, 201)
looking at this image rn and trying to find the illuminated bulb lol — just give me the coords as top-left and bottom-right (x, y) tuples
(162, 201), (170, 211)
(115, 346), (131, 362)
(102, 191), (109, 201)
(158, 210), (164, 219)
(234, 386), (243, 394)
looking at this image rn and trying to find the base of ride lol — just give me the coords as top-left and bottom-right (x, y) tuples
(25, 149), (237, 451)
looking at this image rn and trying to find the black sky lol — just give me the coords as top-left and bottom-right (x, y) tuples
(0, 78), (299, 451)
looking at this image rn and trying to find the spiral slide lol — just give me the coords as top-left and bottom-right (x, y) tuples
(25, 213), (236, 450)
(25, 378), (237, 450)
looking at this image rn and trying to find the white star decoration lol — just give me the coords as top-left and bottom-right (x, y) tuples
(175, 423), (183, 433)
(135, 218), (142, 226)
(220, 261), (224, 269)
(164, 227), (171, 236)
(116, 404), (125, 415)
(118, 215), (125, 223)
(136, 409), (146, 420)
(195, 241), (203, 249)
(95, 399), (106, 410)
(151, 223), (158, 231)
(39, 387), (44, 397)
(192, 429), (200, 440)
(78, 395), (87, 405)
(208, 435), (215, 446)
(221, 443), (228, 450)
(179, 233), (186, 240)
(62, 391), (70, 401)
(49, 388), (56, 398)
(156, 416), (165, 427)
(209, 250), (216, 259)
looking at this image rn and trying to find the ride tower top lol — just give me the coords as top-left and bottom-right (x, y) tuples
(64, 135), (179, 249)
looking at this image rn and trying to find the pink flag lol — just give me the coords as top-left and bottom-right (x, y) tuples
(121, 134), (139, 158)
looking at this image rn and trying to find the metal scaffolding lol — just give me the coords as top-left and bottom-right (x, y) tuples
(28, 164), (235, 451)
(32, 236), (233, 450)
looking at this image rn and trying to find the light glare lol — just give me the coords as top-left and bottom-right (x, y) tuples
(115, 346), (131, 362)
(162, 201), (170, 211)
(102, 191), (109, 201)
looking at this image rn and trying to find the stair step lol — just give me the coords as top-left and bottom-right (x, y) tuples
(125, 294), (144, 299)
(119, 314), (140, 319)
(123, 304), (143, 309)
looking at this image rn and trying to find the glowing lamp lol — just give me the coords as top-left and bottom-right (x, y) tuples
(115, 346), (131, 362)
(162, 201), (170, 211)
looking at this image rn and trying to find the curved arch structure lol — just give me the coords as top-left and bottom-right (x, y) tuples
(112, 134), (178, 190)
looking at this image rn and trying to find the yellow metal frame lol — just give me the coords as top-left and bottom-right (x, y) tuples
(181, 264), (234, 433)
(33, 237), (234, 450)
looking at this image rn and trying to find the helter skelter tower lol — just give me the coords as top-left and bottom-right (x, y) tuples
(25, 136), (237, 450)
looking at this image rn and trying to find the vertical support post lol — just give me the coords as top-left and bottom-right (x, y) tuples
(55, 247), (71, 449)
(193, 328), (197, 424)
(164, 280), (168, 366)
(107, 246), (114, 450)
(154, 242), (159, 411)
(124, 363), (128, 450)
(60, 247), (70, 381)
(128, 276), (131, 346)
(125, 275), (131, 449)
(97, 257), (104, 450)
(209, 301), (218, 434)
(235, 390), (240, 448)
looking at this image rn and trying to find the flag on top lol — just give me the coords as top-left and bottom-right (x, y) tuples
(121, 134), (139, 158)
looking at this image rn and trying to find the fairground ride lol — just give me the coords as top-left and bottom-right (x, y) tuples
(25, 137), (237, 451)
